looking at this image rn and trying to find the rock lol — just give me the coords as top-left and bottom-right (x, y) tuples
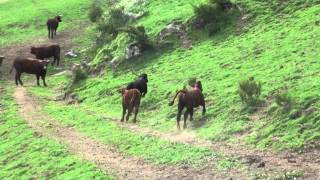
(65, 49), (78, 58)
(110, 57), (121, 71)
(126, 12), (145, 20)
(52, 70), (72, 77)
(126, 43), (141, 59)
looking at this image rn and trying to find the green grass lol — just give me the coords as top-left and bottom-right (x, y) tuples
(60, 0), (320, 150)
(0, 0), (90, 46)
(0, 84), (113, 179)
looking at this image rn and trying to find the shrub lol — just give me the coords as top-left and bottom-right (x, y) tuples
(120, 25), (152, 50)
(88, 1), (103, 22)
(193, 0), (239, 35)
(238, 77), (262, 106)
(275, 91), (294, 112)
(97, 7), (129, 36)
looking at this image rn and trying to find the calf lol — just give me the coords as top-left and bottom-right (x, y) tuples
(126, 73), (148, 97)
(47, 15), (62, 39)
(10, 58), (50, 86)
(119, 88), (142, 122)
(169, 81), (206, 129)
(30, 44), (60, 66)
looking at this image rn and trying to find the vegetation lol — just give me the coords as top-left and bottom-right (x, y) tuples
(0, 85), (113, 179)
(0, 0), (91, 46)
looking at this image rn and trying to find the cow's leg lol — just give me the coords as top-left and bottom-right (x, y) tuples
(177, 104), (183, 130)
(48, 27), (50, 38)
(54, 27), (57, 35)
(41, 75), (47, 86)
(126, 107), (133, 122)
(183, 109), (189, 129)
(15, 73), (19, 86)
(133, 106), (139, 123)
(189, 108), (194, 121)
(202, 102), (206, 116)
(17, 73), (23, 86)
(121, 104), (126, 122)
(36, 75), (40, 86)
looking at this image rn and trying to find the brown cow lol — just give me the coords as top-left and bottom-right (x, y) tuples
(119, 88), (142, 122)
(10, 58), (50, 86)
(47, 15), (62, 39)
(169, 81), (206, 129)
(30, 44), (60, 66)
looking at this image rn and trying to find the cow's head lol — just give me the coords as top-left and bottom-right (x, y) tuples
(30, 46), (37, 54)
(40, 60), (50, 70)
(55, 15), (62, 22)
(139, 73), (148, 83)
(194, 81), (203, 92)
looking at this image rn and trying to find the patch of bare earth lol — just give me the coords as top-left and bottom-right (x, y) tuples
(86, 110), (320, 179)
(14, 87), (249, 180)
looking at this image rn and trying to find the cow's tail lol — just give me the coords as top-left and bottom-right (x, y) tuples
(168, 90), (186, 106)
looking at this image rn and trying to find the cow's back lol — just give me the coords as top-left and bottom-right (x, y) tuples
(14, 58), (44, 74)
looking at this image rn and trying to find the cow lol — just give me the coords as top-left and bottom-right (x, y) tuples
(10, 58), (50, 86)
(126, 73), (148, 97)
(169, 81), (206, 129)
(30, 44), (60, 66)
(119, 88), (142, 122)
(47, 15), (62, 39)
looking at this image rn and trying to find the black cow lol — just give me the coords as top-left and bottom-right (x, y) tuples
(47, 15), (62, 39)
(126, 73), (148, 97)
(30, 44), (60, 66)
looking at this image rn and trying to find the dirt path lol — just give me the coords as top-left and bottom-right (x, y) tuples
(14, 87), (243, 180)
(86, 111), (320, 179)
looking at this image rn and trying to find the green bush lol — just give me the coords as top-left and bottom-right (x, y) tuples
(238, 77), (262, 106)
(193, 0), (239, 35)
(275, 91), (294, 112)
(120, 25), (152, 50)
(88, 1), (103, 22)
(97, 7), (129, 36)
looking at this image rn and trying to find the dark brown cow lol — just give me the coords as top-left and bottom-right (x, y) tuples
(47, 15), (62, 39)
(10, 58), (50, 86)
(30, 44), (60, 66)
(119, 88), (142, 122)
(169, 81), (206, 129)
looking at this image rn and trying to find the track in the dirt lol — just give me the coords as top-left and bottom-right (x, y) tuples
(86, 110), (320, 179)
(13, 87), (238, 180)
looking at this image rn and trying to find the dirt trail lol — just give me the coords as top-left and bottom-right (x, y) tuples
(89, 111), (320, 179)
(13, 87), (239, 180)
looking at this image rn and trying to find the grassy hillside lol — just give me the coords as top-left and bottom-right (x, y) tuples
(0, 0), (90, 46)
(0, 85), (113, 179)
(59, 0), (320, 150)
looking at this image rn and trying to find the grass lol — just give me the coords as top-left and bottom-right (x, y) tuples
(0, 0), (90, 46)
(0, 83), (113, 179)
(58, 0), (320, 150)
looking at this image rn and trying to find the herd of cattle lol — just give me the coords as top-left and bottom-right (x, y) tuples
(2, 15), (206, 129)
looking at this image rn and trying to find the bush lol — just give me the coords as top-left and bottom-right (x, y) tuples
(97, 7), (129, 36)
(275, 92), (294, 112)
(88, 1), (103, 22)
(193, 0), (239, 35)
(120, 25), (152, 50)
(238, 77), (262, 106)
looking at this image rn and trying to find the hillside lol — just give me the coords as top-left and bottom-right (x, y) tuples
(1, 0), (320, 179)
